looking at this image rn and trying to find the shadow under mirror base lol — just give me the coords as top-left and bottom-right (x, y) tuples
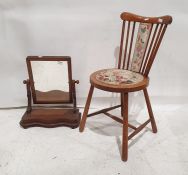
(20, 108), (81, 129)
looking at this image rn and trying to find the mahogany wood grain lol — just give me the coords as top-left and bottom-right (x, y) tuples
(72, 80), (79, 112)
(26, 56), (73, 104)
(23, 79), (32, 112)
(20, 56), (80, 129)
(20, 109), (81, 129)
(35, 90), (70, 104)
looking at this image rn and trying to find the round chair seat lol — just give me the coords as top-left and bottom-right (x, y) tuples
(90, 68), (149, 92)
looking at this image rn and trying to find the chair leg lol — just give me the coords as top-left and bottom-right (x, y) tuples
(79, 85), (94, 132)
(143, 88), (157, 133)
(122, 93), (128, 161)
(121, 93), (123, 117)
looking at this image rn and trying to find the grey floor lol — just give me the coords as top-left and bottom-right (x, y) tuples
(0, 97), (188, 175)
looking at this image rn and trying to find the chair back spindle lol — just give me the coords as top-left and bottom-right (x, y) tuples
(118, 12), (172, 76)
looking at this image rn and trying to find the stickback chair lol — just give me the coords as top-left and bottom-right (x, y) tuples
(79, 12), (172, 161)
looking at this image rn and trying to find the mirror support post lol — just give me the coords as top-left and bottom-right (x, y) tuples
(23, 79), (32, 113)
(72, 80), (79, 113)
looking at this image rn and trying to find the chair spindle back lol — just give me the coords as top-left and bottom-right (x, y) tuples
(118, 12), (172, 76)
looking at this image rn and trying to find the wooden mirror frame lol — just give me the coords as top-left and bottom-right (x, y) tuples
(20, 56), (81, 129)
(26, 56), (73, 104)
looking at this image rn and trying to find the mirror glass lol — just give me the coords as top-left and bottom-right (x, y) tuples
(30, 61), (70, 103)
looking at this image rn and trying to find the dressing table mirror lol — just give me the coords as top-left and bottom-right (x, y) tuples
(20, 56), (81, 128)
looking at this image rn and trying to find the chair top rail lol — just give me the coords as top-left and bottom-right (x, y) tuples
(121, 12), (172, 24)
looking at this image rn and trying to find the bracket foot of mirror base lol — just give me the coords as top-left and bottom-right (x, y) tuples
(20, 108), (81, 129)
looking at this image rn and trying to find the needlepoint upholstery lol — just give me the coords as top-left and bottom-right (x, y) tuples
(95, 68), (144, 85)
(131, 23), (152, 72)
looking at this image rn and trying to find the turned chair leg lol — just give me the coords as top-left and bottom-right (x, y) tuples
(143, 88), (157, 133)
(122, 93), (128, 161)
(79, 85), (94, 132)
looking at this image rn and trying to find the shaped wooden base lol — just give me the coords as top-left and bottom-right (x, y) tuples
(20, 108), (81, 129)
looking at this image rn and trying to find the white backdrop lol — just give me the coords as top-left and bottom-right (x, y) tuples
(0, 0), (187, 107)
